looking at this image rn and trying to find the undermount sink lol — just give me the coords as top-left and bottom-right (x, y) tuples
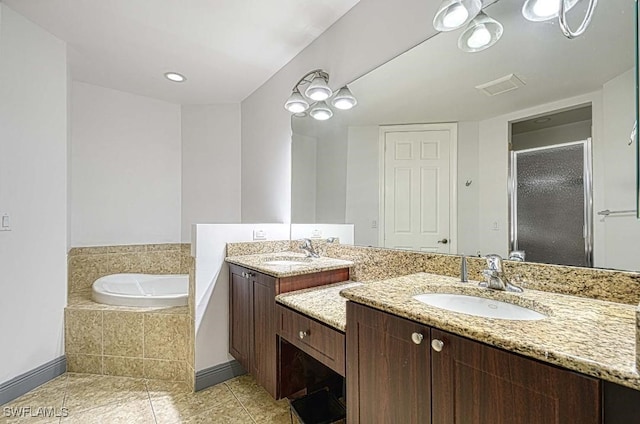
(413, 293), (546, 321)
(263, 256), (312, 266)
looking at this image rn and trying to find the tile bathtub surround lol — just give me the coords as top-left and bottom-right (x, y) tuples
(340, 272), (640, 391)
(67, 243), (190, 294)
(64, 306), (190, 382)
(0, 373), (299, 424)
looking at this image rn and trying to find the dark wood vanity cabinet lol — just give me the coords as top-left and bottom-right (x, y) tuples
(228, 263), (349, 399)
(347, 302), (601, 424)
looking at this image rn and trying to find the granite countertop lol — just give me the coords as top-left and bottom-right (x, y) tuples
(340, 272), (640, 390)
(225, 251), (353, 278)
(275, 281), (362, 332)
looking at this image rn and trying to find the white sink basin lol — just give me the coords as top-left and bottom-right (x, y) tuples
(413, 293), (546, 321)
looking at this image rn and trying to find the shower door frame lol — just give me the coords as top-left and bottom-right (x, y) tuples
(509, 138), (594, 267)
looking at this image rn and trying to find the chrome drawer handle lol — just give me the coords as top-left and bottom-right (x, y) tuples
(431, 339), (444, 352)
(299, 330), (309, 340)
(411, 332), (424, 345)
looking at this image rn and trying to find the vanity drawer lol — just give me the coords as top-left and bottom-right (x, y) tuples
(277, 305), (345, 376)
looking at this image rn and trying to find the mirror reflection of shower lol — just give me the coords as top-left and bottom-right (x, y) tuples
(509, 105), (593, 267)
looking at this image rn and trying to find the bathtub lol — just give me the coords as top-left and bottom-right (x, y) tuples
(92, 273), (188, 307)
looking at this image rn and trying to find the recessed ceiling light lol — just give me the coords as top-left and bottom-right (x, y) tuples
(164, 72), (186, 83)
(534, 117), (552, 124)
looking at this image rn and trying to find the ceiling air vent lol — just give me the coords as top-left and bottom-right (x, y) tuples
(475, 74), (526, 96)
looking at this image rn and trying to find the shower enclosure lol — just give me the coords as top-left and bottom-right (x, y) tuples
(509, 140), (593, 267)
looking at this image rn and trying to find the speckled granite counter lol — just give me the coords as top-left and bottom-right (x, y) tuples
(340, 272), (640, 390)
(225, 251), (353, 278)
(276, 281), (362, 331)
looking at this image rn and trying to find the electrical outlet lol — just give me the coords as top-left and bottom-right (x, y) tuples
(371, 220), (377, 229)
(492, 221), (499, 231)
(253, 229), (267, 240)
(311, 229), (323, 238)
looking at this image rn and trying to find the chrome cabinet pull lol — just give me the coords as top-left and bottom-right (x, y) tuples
(431, 339), (444, 352)
(411, 332), (424, 345)
(299, 330), (309, 340)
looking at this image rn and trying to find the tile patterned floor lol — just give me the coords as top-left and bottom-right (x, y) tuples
(1, 374), (300, 424)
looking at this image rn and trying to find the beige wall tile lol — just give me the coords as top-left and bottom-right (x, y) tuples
(145, 250), (181, 274)
(144, 314), (188, 360)
(68, 254), (110, 293)
(143, 359), (187, 381)
(103, 311), (143, 357)
(66, 354), (102, 374)
(108, 253), (149, 274)
(65, 309), (102, 355)
(103, 356), (144, 378)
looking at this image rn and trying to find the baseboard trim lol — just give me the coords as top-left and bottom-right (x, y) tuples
(0, 356), (66, 406)
(195, 360), (246, 391)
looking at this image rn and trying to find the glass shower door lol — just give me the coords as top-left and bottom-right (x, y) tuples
(510, 140), (592, 267)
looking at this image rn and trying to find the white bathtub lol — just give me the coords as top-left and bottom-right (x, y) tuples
(92, 273), (189, 307)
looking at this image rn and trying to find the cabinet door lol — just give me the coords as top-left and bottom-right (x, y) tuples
(346, 302), (431, 424)
(431, 329), (601, 424)
(229, 269), (251, 372)
(251, 275), (278, 398)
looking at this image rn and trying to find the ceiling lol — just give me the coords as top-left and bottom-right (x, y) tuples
(336, 0), (635, 126)
(4, 0), (360, 104)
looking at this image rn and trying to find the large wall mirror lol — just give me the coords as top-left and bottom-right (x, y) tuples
(292, 0), (640, 272)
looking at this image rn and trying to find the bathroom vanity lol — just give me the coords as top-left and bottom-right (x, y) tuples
(226, 253), (352, 398)
(226, 246), (640, 423)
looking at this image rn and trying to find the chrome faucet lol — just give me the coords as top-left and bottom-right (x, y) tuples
(482, 254), (523, 292)
(300, 239), (320, 258)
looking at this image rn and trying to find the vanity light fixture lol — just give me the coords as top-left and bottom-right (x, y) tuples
(331, 86), (358, 110)
(284, 69), (357, 120)
(164, 72), (186, 82)
(433, 0), (482, 31)
(458, 12), (503, 53)
(522, 0), (579, 22)
(309, 101), (333, 121)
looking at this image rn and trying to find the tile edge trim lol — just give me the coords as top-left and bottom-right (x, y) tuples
(0, 356), (66, 406)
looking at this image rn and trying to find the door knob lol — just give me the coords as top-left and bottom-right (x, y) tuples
(411, 332), (424, 345)
(431, 339), (444, 352)
(299, 330), (309, 340)
(437, 238), (448, 244)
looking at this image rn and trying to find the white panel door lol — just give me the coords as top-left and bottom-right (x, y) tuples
(383, 128), (453, 252)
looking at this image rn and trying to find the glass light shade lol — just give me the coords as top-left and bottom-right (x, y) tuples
(433, 0), (482, 31)
(284, 90), (309, 113)
(305, 75), (333, 101)
(522, 0), (580, 22)
(309, 101), (333, 121)
(331, 86), (358, 110)
(458, 12), (503, 53)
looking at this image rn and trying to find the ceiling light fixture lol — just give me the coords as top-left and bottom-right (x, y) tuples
(284, 69), (357, 120)
(164, 72), (186, 83)
(458, 12), (503, 53)
(433, 0), (482, 32)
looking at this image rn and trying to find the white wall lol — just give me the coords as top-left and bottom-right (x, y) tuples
(290, 224), (354, 244)
(0, 4), (68, 383)
(192, 224), (290, 371)
(181, 104), (242, 242)
(241, 0), (438, 223)
(345, 125), (379, 246)
(600, 69), (640, 271)
(291, 132), (317, 223)
(70, 82), (182, 247)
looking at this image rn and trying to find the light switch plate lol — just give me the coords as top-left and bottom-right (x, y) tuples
(1, 214), (11, 231)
